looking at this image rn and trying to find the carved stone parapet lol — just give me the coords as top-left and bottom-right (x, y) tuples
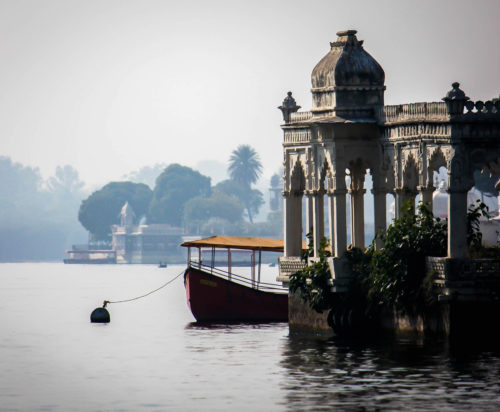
(377, 102), (450, 125)
(283, 128), (312, 144)
(427, 257), (500, 303)
(277, 256), (306, 283)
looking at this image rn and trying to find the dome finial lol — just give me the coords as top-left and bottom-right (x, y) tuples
(443, 82), (469, 115)
(278, 91), (301, 123)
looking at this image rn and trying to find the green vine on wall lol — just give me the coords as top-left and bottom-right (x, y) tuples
(289, 233), (332, 313)
(289, 200), (492, 319)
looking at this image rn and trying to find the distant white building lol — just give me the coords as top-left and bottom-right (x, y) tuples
(111, 202), (184, 264)
(433, 180), (500, 246)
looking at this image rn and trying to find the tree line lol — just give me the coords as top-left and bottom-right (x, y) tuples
(78, 145), (283, 242)
(0, 157), (87, 261)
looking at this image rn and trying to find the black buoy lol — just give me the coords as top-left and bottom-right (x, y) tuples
(90, 300), (110, 323)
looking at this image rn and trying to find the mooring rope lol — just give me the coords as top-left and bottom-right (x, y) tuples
(102, 269), (185, 307)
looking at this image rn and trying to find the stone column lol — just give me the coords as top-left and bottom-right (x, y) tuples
(304, 193), (314, 238)
(350, 188), (365, 248)
(372, 188), (387, 250)
(394, 188), (403, 219)
(349, 169), (366, 249)
(312, 191), (325, 257)
(327, 192), (335, 253)
(395, 188), (416, 217)
(447, 189), (468, 258)
(419, 185), (435, 211)
(284, 192), (303, 257)
(333, 188), (347, 258)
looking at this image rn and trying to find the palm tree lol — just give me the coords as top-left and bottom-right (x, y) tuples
(228, 145), (263, 223)
(228, 145), (263, 188)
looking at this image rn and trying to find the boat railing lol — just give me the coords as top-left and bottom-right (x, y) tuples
(188, 261), (288, 294)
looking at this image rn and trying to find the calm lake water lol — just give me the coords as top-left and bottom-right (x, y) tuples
(1, 263), (500, 411)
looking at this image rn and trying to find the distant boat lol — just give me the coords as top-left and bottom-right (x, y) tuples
(158, 262), (167, 268)
(63, 249), (116, 264)
(181, 236), (288, 322)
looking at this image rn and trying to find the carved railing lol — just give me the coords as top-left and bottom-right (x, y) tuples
(462, 100), (500, 117)
(277, 256), (306, 283)
(289, 111), (313, 123)
(378, 102), (449, 124)
(379, 100), (500, 125)
(283, 129), (312, 144)
(426, 257), (500, 302)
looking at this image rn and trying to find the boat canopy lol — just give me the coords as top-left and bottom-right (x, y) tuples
(181, 235), (287, 252)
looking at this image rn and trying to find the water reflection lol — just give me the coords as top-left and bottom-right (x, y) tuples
(280, 334), (500, 411)
(185, 321), (286, 330)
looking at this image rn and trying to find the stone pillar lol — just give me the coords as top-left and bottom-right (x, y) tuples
(304, 193), (314, 237)
(312, 191), (325, 257)
(394, 188), (403, 219)
(395, 188), (416, 217)
(327, 192), (335, 253)
(350, 188), (365, 248)
(419, 185), (435, 211)
(284, 192), (303, 257)
(447, 189), (468, 258)
(372, 188), (387, 250)
(333, 189), (347, 257)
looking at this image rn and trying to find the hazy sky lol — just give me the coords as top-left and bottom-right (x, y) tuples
(1, 0), (499, 188)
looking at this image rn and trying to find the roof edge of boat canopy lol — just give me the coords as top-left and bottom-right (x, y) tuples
(180, 235), (287, 252)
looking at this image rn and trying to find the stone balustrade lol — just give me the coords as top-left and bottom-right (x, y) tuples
(426, 257), (500, 302)
(283, 129), (312, 144)
(377, 102), (449, 124)
(277, 256), (306, 283)
(378, 99), (500, 125)
(463, 99), (500, 116)
(289, 111), (313, 123)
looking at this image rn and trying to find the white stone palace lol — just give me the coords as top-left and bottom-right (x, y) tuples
(278, 30), (500, 286)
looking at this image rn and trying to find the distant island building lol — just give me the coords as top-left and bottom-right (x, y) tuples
(111, 202), (184, 264)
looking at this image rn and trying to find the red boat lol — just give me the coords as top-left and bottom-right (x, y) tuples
(181, 236), (288, 322)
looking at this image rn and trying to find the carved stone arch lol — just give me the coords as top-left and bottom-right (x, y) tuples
(427, 147), (448, 187)
(378, 152), (395, 191)
(319, 157), (333, 192)
(402, 152), (419, 190)
(428, 147), (447, 171)
(347, 157), (370, 191)
(290, 158), (306, 194)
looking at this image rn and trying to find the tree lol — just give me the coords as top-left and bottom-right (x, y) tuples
(78, 182), (153, 240)
(0, 157), (88, 261)
(0, 156), (44, 223)
(228, 145), (262, 187)
(215, 179), (263, 224)
(122, 163), (168, 189)
(47, 165), (85, 195)
(227, 145), (263, 223)
(148, 164), (211, 226)
(184, 191), (244, 233)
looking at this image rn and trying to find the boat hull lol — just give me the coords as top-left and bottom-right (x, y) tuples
(184, 267), (288, 322)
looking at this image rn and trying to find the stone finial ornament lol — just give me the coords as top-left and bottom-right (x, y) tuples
(442, 82), (469, 115)
(310, 29), (385, 118)
(279, 91), (301, 123)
